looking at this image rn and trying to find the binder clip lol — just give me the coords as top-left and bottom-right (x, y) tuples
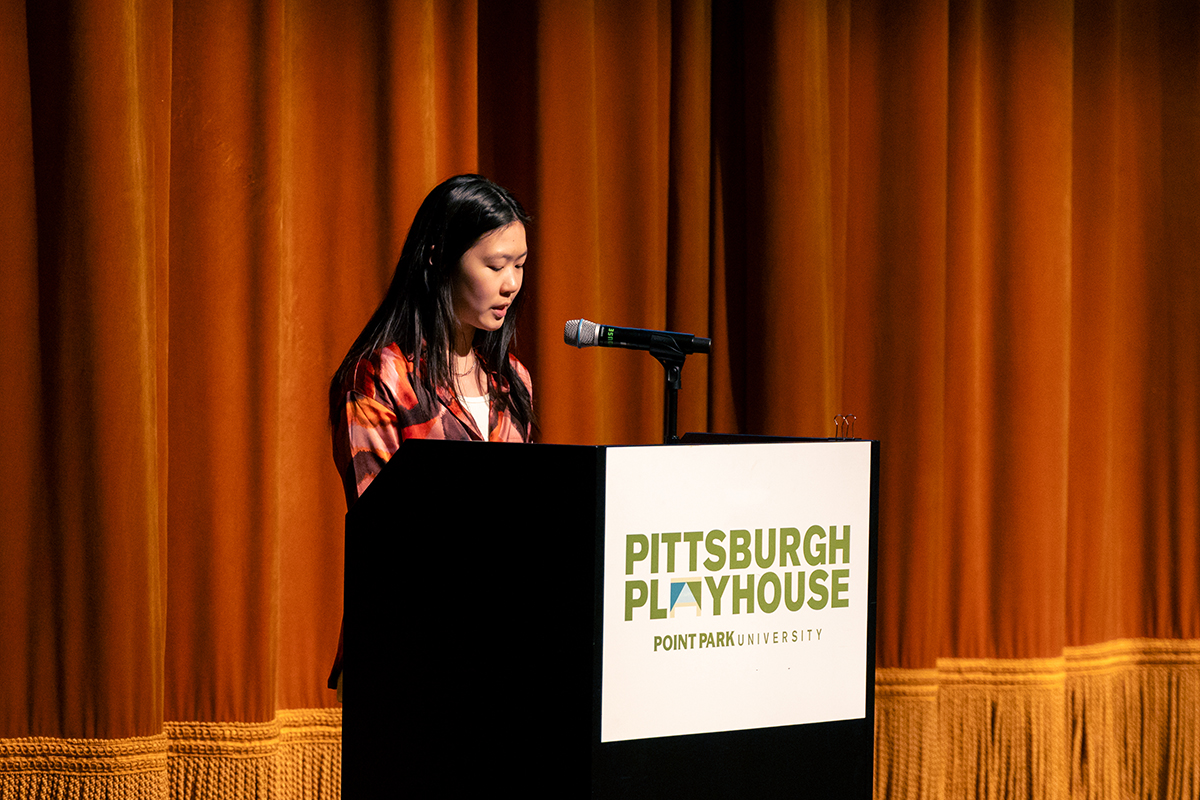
(833, 414), (856, 440)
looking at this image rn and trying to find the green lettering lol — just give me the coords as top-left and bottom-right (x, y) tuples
(704, 530), (727, 571)
(780, 527), (801, 566)
(831, 568), (850, 608)
(684, 531), (704, 571)
(804, 524), (827, 566)
(730, 529), (752, 569)
(758, 571), (781, 612)
(661, 532), (682, 572)
(807, 569), (829, 610)
(784, 571), (806, 611)
(626, 534), (648, 575)
(705, 574), (729, 615)
(830, 525), (850, 565)
(625, 580), (647, 620)
(650, 578), (667, 619)
(754, 528), (777, 568)
(732, 574), (755, 614)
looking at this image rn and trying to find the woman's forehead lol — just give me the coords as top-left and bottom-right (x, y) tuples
(471, 221), (526, 256)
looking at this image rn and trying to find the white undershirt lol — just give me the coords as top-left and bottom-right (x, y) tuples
(461, 394), (490, 439)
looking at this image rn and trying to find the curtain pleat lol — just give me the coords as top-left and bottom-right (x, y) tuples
(0, 0), (45, 744)
(2, 1), (1198, 797)
(166, 0), (284, 726)
(6, 0), (171, 741)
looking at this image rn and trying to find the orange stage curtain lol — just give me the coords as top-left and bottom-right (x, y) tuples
(1, 1), (1197, 798)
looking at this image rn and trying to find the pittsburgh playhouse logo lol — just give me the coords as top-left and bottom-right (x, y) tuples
(623, 525), (854, 622)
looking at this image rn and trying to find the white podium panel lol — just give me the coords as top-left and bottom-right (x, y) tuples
(601, 441), (872, 743)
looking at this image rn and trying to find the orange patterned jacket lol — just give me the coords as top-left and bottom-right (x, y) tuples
(328, 342), (532, 689)
(332, 342), (533, 508)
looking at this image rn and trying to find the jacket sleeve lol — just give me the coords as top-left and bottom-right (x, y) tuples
(333, 350), (443, 506)
(335, 390), (403, 505)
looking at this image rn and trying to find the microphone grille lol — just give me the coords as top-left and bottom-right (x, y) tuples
(564, 318), (599, 348)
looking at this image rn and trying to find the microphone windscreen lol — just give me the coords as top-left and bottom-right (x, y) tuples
(563, 318), (599, 347)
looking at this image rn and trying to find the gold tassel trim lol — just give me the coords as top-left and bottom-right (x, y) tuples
(875, 668), (939, 800)
(0, 708), (340, 800)
(1065, 639), (1200, 800)
(874, 639), (1200, 800)
(165, 708), (341, 800)
(0, 733), (169, 799)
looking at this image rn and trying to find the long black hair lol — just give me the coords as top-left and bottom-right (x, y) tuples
(329, 174), (534, 433)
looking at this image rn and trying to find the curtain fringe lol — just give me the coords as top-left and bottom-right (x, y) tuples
(874, 667), (940, 800)
(0, 708), (340, 800)
(0, 733), (168, 800)
(1066, 640), (1200, 800)
(874, 638), (1200, 800)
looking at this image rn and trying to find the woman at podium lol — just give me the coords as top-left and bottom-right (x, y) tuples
(324, 174), (535, 697)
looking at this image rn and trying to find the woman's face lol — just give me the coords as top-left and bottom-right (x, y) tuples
(452, 221), (526, 337)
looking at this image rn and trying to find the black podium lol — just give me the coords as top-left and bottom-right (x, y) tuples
(342, 436), (878, 798)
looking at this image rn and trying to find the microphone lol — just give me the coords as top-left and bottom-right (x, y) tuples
(564, 319), (712, 355)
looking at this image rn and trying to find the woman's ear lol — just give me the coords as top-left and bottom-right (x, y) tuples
(422, 246), (434, 291)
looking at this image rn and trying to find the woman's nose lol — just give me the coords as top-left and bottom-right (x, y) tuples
(501, 268), (521, 295)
